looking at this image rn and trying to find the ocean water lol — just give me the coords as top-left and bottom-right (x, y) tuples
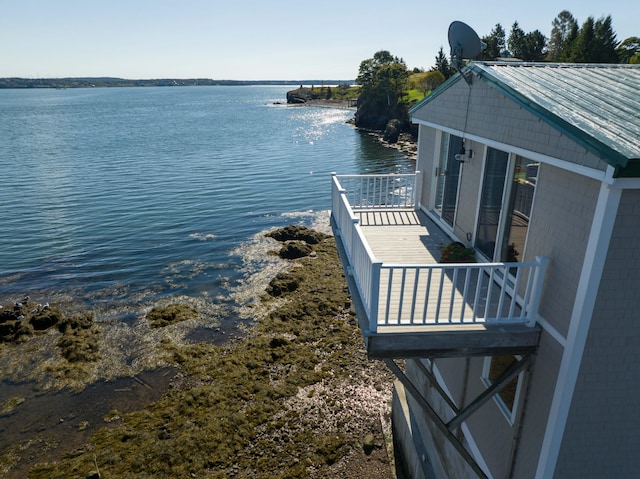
(0, 86), (414, 319)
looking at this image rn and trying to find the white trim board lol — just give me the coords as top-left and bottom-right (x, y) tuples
(535, 181), (621, 478)
(413, 119), (607, 182)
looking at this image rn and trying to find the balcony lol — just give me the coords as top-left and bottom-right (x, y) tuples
(330, 173), (548, 359)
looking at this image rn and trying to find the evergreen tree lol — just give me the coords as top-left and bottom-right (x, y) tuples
(508, 22), (547, 61)
(480, 23), (506, 60)
(507, 22), (526, 58)
(431, 47), (455, 79)
(557, 21), (579, 62)
(548, 10), (578, 61)
(325, 86), (332, 100)
(570, 17), (596, 62)
(593, 16), (618, 63)
(567, 16), (618, 63)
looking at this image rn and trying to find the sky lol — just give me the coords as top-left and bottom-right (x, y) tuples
(1, 0), (638, 81)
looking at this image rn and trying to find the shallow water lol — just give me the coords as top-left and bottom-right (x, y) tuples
(0, 86), (413, 319)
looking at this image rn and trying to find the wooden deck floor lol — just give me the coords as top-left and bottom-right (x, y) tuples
(357, 209), (481, 326)
(333, 208), (541, 358)
(355, 209), (450, 264)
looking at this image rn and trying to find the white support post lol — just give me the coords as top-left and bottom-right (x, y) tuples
(369, 261), (382, 333)
(525, 256), (550, 327)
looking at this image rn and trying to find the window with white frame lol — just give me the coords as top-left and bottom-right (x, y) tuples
(475, 150), (538, 262)
(482, 355), (525, 423)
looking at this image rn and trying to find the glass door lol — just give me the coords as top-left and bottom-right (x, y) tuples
(434, 133), (463, 227)
(500, 156), (538, 262)
(476, 147), (510, 260)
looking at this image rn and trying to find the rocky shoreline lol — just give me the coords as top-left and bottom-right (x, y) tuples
(363, 130), (417, 160)
(1, 227), (396, 478)
(284, 98), (417, 161)
(284, 87), (418, 161)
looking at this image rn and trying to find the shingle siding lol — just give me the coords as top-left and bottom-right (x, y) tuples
(511, 331), (564, 478)
(453, 143), (484, 243)
(412, 79), (609, 172)
(554, 189), (640, 478)
(524, 164), (599, 338)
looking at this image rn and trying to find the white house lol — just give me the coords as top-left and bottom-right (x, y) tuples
(330, 62), (640, 478)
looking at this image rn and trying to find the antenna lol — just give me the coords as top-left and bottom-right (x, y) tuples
(448, 21), (485, 84)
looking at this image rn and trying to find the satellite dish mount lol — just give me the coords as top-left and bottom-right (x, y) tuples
(448, 21), (485, 85)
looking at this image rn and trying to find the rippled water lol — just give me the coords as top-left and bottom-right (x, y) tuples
(0, 86), (414, 318)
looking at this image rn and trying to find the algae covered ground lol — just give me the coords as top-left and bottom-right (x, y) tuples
(3, 227), (395, 478)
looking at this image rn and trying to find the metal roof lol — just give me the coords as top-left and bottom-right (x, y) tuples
(412, 62), (640, 176)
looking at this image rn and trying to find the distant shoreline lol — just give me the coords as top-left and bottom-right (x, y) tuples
(281, 98), (357, 110)
(0, 78), (354, 89)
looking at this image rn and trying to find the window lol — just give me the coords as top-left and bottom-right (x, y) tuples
(482, 355), (524, 423)
(500, 156), (538, 262)
(434, 133), (464, 227)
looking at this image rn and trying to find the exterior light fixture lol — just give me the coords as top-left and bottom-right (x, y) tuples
(454, 141), (473, 162)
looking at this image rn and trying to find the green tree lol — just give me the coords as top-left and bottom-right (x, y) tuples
(556, 20), (579, 62)
(593, 16), (618, 62)
(409, 70), (446, 96)
(508, 22), (547, 61)
(548, 10), (578, 61)
(568, 16), (618, 63)
(480, 23), (506, 60)
(355, 50), (410, 130)
(431, 46), (455, 79)
(522, 30), (548, 61)
(507, 22), (526, 58)
(617, 37), (640, 63)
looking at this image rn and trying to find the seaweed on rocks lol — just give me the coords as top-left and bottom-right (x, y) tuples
(265, 225), (330, 245)
(28, 231), (395, 479)
(146, 303), (199, 328)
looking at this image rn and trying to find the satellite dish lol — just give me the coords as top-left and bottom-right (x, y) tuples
(448, 21), (485, 75)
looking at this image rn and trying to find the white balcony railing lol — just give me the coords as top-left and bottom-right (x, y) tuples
(334, 173), (419, 209)
(331, 173), (549, 334)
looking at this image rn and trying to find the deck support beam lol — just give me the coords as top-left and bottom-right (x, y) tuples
(447, 354), (533, 431)
(384, 354), (535, 479)
(384, 359), (489, 479)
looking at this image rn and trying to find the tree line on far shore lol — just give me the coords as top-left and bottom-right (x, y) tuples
(354, 10), (639, 133)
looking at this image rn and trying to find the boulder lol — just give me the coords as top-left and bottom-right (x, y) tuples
(266, 225), (329, 245)
(382, 119), (402, 143)
(278, 242), (313, 259)
(267, 272), (300, 297)
(286, 88), (314, 104)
